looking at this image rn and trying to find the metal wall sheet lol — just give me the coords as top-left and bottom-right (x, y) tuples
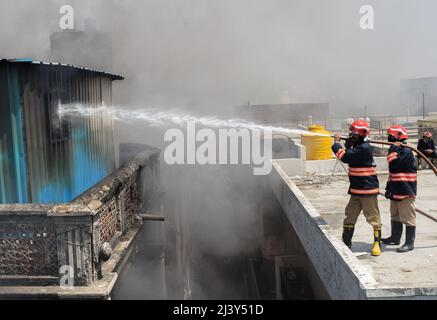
(0, 61), (119, 204)
(0, 63), (28, 203)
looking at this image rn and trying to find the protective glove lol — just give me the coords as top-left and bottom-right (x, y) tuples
(345, 138), (353, 150)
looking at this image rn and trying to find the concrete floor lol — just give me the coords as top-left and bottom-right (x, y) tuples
(297, 171), (437, 289)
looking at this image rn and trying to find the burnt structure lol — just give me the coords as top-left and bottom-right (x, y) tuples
(0, 59), (164, 299)
(401, 77), (437, 116)
(0, 147), (161, 298)
(0, 59), (123, 204)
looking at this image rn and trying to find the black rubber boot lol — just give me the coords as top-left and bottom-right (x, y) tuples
(397, 226), (416, 253)
(342, 225), (355, 249)
(382, 221), (403, 245)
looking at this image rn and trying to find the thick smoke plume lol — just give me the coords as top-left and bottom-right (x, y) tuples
(2, 0), (437, 115)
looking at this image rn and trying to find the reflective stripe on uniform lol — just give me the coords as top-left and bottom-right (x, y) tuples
(389, 172), (417, 182)
(336, 149), (346, 160)
(350, 188), (380, 195)
(348, 167), (377, 176)
(393, 194), (415, 200)
(387, 152), (398, 164)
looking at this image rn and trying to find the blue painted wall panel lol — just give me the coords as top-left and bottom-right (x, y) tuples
(0, 64), (28, 203)
(0, 61), (118, 204)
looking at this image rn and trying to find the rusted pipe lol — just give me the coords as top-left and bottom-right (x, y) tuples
(333, 158), (437, 223)
(332, 152), (437, 222)
(376, 192), (437, 223)
(138, 214), (165, 221)
(415, 207), (437, 223)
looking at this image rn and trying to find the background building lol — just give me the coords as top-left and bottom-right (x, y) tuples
(50, 19), (112, 71)
(238, 103), (330, 127)
(401, 77), (437, 117)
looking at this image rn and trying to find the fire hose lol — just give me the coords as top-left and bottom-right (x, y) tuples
(333, 135), (437, 176)
(332, 135), (437, 222)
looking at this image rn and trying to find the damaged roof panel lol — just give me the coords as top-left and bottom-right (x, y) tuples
(0, 59), (121, 204)
(2, 58), (124, 80)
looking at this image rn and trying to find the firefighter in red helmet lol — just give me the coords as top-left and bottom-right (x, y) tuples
(383, 126), (418, 252)
(417, 131), (436, 170)
(332, 120), (382, 256)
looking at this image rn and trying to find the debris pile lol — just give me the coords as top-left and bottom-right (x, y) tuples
(291, 174), (336, 186)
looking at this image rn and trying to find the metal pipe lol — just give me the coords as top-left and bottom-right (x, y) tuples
(375, 192), (437, 223)
(332, 135), (437, 176)
(332, 158), (437, 223)
(376, 192), (437, 223)
(415, 207), (437, 223)
(138, 214), (165, 222)
(331, 148), (437, 223)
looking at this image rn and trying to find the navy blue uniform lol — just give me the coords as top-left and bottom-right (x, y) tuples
(418, 139), (437, 158)
(332, 141), (379, 196)
(386, 145), (417, 201)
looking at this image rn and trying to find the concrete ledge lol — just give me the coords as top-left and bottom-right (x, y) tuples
(270, 161), (378, 299)
(0, 223), (142, 299)
(0, 273), (117, 300)
(0, 145), (161, 292)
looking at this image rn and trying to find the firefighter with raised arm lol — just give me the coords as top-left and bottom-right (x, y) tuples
(382, 126), (418, 252)
(332, 120), (382, 256)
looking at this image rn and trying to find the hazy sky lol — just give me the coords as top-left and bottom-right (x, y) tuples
(1, 0), (437, 116)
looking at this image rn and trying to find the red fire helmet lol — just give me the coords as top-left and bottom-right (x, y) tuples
(387, 125), (408, 140)
(424, 131), (433, 138)
(349, 120), (370, 137)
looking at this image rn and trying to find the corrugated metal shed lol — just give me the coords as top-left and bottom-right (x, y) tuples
(2, 58), (124, 80)
(0, 59), (123, 204)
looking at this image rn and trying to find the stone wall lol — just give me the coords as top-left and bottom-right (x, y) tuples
(270, 160), (377, 299)
(0, 218), (58, 276)
(0, 146), (160, 286)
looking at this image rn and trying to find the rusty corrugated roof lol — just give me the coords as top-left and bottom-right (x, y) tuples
(1, 58), (124, 80)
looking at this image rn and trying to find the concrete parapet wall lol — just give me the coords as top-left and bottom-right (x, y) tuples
(290, 139), (306, 159)
(270, 159), (437, 300)
(0, 146), (160, 286)
(270, 161), (378, 299)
